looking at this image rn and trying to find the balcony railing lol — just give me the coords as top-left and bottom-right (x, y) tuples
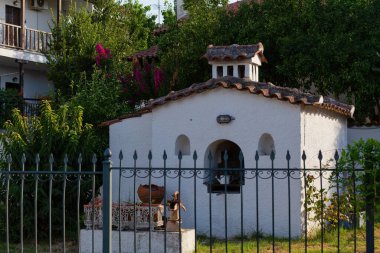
(0, 98), (43, 128)
(0, 22), (52, 53)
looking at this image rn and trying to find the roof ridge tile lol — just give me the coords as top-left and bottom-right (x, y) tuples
(100, 77), (354, 127)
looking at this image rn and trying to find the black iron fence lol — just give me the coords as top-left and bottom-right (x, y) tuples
(0, 98), (42, 127)
(0, 149), (377, 252)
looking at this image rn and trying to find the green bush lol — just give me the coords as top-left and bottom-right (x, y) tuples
(306, 139), (380, 231)
(0, 89), (23, 128)
(0, 101), (97, 241)
(338, 138), (380, 222)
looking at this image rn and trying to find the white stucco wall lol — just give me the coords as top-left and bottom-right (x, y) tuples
(0, 0), (88, 97)
(0, 64), (52, 98)
(1, 0), (51, 32)
(0, 0), (90, 32)
(110, 87), (305, 238)
(300, 106), (347, 232)
(176, 0), (187, 20)
(109, 87), (349, 238)
(301, 106), (347, 168)
(348, 126), (380, 144)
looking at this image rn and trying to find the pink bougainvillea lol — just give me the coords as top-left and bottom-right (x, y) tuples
(144, 62), (151, 73)
(133, 67), (145, 92)
(153, 67), (164, 93)
(101, 52), (167, 105)
(95, 43), (106, 55)
(95, 43), (112, 67)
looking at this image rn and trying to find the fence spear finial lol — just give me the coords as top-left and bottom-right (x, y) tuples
(6, 154), (12, 164)
(255, 150), (259, 161)
(21, 153), (26, 164)
(104, 148), (112, 159)
(318, 150), (323, 161)
(92, 154), (97, 164)
(334, 150), (339, 162)
(286, 150), (291, 161)
(35, 153), (40, 164)
(148, 150), (152, 160)
(178, 150), (182, 160)
(64, 154), (69, 165)
(49, 153), (54, 164)
(270, 150), (275, 161)
(223, 150), (228, 162)
(193, 150), (198, 160)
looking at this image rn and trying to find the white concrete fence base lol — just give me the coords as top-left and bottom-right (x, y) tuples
(80, 229), (195, 253)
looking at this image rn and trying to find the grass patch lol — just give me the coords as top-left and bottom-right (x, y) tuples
(0, 241), (77, 253)
(1, 224), (378, 252)
(196, 223), (380, 253)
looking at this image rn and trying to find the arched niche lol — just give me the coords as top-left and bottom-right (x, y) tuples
(258, 133), (275, 156)
(175, 134), (190, 156)
(204, 139), (244, 193)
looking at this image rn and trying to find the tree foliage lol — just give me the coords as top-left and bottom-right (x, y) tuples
(0, 101), (98, 241)
(0, 101), (96, 166)
(47, 0), (156, 98)
(157, 0), (380, 120)
(156, 0), (227, 90)
(338, 138), (380, 221)
(0, 89), (23, 127)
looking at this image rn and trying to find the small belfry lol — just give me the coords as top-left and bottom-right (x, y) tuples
(203, 43), (267, 82)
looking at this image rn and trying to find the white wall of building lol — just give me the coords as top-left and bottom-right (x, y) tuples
(0, 0), (89, 99)
(23, 68), (52, 97)
(109, 113), (153, 168)
(0, 64), (18, 86)
(300, 106), (348, 233)
(110, 88), (305, 237)
(301, 106), (347, 168)
(0, 0), (90, 32)
(176, 0), (187, 20)
(348, 126), (380, 144)
(0, 64), (53, 98)
(1, 0), (51, 32)
(109, 87), (349, 238)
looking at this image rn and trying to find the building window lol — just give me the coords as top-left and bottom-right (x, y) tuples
(258, 133), (275, 156)
(217, 66), (223, 78)
(204, 140), (244, 193)
(227, 66), (233, 76)
(238, 65), (245, 78)
(175, 134), (190, 156)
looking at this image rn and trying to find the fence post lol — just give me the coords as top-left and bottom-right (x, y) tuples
(365, 170), (375, 253)
(103, 148), (113, 253)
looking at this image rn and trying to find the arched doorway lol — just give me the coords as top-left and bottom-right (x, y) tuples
(204, 140), (244, 193)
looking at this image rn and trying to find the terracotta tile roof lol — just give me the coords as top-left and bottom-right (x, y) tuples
(348, 118), (380, 127)
(227, 0), (262, 12)
(227, 1), (243, 12)
(100, 76), (354, 127)
(127, 46), (159, 61)
(153, 24), (169, 36)
(203, 43), (267, 63)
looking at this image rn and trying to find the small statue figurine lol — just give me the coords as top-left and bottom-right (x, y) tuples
(166, 191), (186, 232)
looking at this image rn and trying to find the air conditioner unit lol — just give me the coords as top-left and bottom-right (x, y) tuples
(30, 0), (48, 10)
